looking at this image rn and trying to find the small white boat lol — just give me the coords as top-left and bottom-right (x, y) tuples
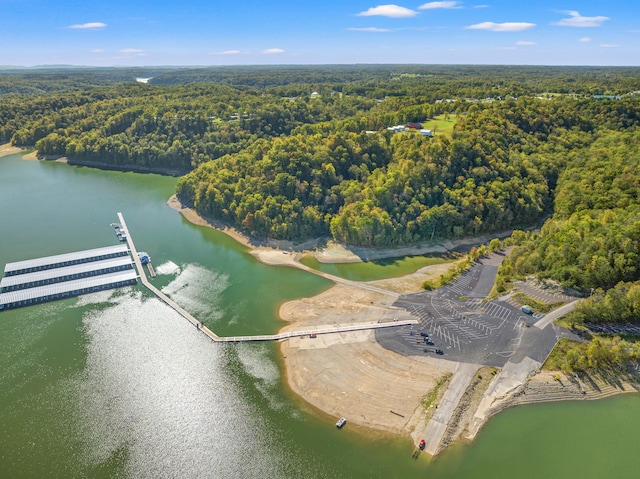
(336, 417), (347, 429)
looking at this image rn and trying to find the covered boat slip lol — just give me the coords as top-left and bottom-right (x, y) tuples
(0, 257), (134, 292)
(3, 244), (129, 276)
(1, 243), (138, 311)
(0, 270), (138, 310)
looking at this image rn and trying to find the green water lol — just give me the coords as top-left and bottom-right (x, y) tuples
(1, 153), (639, 478)
(300, 254), (452, 282)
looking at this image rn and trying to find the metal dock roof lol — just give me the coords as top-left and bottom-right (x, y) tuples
(0, 256), (133, 290)
(0, 270), (138, 306)
(3, 244), (129, 274)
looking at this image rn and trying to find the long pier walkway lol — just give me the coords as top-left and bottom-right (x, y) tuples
(118, 212), (221, 341)
(117, 212), (413, 343)
(220, 319), (418, 342)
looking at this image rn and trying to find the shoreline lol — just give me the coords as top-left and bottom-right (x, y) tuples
(165, 193), (638, 454)
(0, 143), (70, 163)
(167, 194), (464, 440)
(167, 194), (512, 264)
(0, 143), (26, 158)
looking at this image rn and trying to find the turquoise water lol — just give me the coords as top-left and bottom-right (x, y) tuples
(300, 254), (452, 282)
(1, 153), (639, 478)
(428, 394), (640, 479)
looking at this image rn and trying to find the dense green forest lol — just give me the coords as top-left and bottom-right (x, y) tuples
(497, 131), (640, 293)
(177, 97), (639, 248)
(1, 65), (639, 300)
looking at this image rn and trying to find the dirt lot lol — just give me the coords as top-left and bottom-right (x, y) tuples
(279, 283), (457, 435)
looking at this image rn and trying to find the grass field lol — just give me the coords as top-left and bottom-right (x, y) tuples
(423, 114), (457, 137)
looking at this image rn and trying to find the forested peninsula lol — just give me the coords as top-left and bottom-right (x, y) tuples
(1, 65), (639, 344)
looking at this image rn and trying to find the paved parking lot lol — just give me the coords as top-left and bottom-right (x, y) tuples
(376, 253), (564, 367)
(587, 323), (640, 335)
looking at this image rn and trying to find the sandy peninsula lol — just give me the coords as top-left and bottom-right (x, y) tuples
(167, 195), (463, 437)
(166, 194), (640, 454)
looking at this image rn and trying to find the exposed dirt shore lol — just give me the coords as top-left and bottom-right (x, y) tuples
(485, 369), (640, 417)
(278, 283), (458, 436)
(167, 194), (464, 437)
(0, 143), (24, 158)
(2, 146), (634, 450)
(0, 143), (69, 162)
(164, 194), (636, 451)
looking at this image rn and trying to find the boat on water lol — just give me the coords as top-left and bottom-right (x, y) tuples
(336, 417), (347, 429)
(111, 223), (127, 242)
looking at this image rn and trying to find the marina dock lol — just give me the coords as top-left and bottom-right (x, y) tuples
(0, 245), (137, 311)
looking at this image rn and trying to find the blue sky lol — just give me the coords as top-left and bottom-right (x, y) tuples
(1, 0), (639, 66)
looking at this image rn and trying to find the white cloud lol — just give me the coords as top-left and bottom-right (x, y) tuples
(600, 43), (618, 48)
(347, 27), (393, 32)
(555, 11), (609, 28)
(466, 21), (535, 32)
(579, 37), (591, 42)
(515, 41), (535, 45)
(118, 48), (147, 57)
(90, 49), (105, 53)
(209, 50), (242, 55)
(262, 48), (284, 54)
(357, 4), (418, 18)
(68, 22), (107, 30)
(418, 1), (461, 10)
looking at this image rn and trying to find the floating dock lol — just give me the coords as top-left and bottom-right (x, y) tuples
(1, 214), (416, 343)
(0, 256), (134, 292)
(0, 246), (136, 311)
(3, 244), (129, 277)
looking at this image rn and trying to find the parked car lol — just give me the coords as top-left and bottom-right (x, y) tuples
(420, 331), (430, 337)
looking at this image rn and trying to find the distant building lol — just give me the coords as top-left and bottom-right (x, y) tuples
(310, 92), (321, 99)
(406, 122), (423, 129)
(593, 94), (622, 100)
(420, 129), (433, 137)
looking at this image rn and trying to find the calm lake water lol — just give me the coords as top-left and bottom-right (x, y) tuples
(300, 254), (452, 282)
(1, 153), (639, 478)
